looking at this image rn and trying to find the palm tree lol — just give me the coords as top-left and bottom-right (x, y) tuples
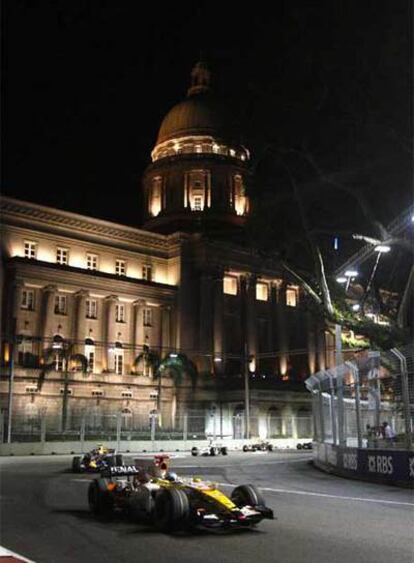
(39, 338), (88, 432)
(133, 345), (160, 377)
(154, 353), (198, 425)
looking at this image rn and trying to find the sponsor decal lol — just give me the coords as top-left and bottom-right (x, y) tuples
(343, 452), (358, 471)
(367, 455), (393, 475)
(110, 465), (139, 474)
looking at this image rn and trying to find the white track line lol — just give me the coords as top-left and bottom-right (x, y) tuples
(216, 483), (414, 507)
(0, 546), (35, 562)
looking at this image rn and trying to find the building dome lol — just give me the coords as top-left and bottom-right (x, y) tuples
(156, 93), (227, 144)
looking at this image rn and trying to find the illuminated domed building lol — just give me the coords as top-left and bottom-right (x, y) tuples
(0, 62), (332, 444)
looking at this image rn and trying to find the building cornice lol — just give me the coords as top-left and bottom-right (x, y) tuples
(0, 196), (184, 254)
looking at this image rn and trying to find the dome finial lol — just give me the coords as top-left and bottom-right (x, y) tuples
(187, 60), (212, 96)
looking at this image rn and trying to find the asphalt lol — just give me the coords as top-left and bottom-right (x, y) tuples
(0, 451), (413, 563)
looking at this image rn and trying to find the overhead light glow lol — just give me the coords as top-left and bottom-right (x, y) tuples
(352, 304), (360, 311)
(345, 270), (358, 277)
(336, 276), (347, 283)
(374, 245), (391, 253)
(169, 353), (178, 358)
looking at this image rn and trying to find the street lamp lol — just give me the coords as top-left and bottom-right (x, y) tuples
(374, 245), (391, 253)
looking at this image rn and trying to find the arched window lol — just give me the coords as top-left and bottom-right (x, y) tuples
(149, 176), (163, 217)
(121, 408), (133, 430)
(185, 170), (210, 210)
(233, 175), (249, 216)
(233, 405), (245, 439)
(267, 407), (282, 438)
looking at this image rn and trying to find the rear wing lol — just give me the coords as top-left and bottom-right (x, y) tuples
(101, 465), (141, 478)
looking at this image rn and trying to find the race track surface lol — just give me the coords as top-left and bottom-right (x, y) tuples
(1, 451), (413, 563)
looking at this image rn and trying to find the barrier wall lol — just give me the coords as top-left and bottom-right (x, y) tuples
(313, 442), (414, 487)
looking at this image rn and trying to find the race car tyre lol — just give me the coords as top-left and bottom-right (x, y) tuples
(296, 444), (303, 450)
(242, 445), (249, 452)
(231, 484), (266, 509)
(209, 447), (217, 456)
(88, 478), (114, 518)
(191, 447), (199, 456)
(221, 447), (228, 455)
(267, 444), (273, 452)
(128, 493), (154, 523)
(154, 488), (190, 532)
(72, 456), (82, 473)
(115, 454), (124, 466)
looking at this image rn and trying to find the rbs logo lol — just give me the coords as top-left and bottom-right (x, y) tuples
(343, 453), (357, 470)
(368, 455), (393, 475)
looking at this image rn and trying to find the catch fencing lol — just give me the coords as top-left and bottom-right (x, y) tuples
(305, 346), (414, 450)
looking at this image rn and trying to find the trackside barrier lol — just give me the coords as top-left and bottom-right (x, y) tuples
(313, 443), (414, 487)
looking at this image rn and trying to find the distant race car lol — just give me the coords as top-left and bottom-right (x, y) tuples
(88, 455), (274, 532)
(296, 442), (313, 450)
(72, 445), (124, 473)
(191, 441), (228, 456)
(242, 441), (273, 452)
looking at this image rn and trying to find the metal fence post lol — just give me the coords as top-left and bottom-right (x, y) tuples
(80, 415), (86, 453)
(347, 362), (362, 448)
(150, 414), (156, 449)
(318, 383), (325, 443)
(183, 413), (188, 443)
(116, 412), (121, 453)
(391, 348), (412, 450)
(40, 413), (46, 443)
(336, 368), (345, 446)
(328, 373), (337, 445)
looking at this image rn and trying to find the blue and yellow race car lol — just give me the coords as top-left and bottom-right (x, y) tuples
(72, 445), (123, 473)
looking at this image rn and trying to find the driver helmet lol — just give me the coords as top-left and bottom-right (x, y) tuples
(165, 471), (179, 482)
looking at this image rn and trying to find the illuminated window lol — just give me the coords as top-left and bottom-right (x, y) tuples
(86, 253), (98, 270)
(234, 175), (249, 216)
(56, 247), (69, 265)
(115, 304), (126, 323)
(54, 295), (67, 315)
(21, 289), (35, 310)
(256, 283), (269, 301)
(223, 276), (238, 295)
(143, 308), (152, 327)
(55, 353), (65, 372)
(115, 259), (126, 276)
(86, 299), (97, 319)
(286, 287), (298, 307)
(114, 353), (123, 375)
(85, 339), (95, 372)
(24, 241), (37, 259)
(142, 264), (152, 281)
(149, 176), (162, 217)
(185, 170), (209, 210)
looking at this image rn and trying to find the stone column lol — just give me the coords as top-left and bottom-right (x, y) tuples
(212, 269), (224, 366)
(40, 285), (57, 348)
(132, 299), (145, 351)
(74, 290), (88, 348)
(199, 272), (213, 354)
(104, 295), (118, 371)
(276, 283), (288, 376)
(245, 274), (257, 361)
(160, 305), (171, 355)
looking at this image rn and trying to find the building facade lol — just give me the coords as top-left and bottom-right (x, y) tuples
(0, 62), (334, 440)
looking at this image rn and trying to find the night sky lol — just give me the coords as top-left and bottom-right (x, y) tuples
(2, 0), (413, 243)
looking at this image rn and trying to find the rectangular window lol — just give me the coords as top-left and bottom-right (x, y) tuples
(87, 351), (95, 372)
(56, 247), (69, 265)
(143, 308), (152, 327)
(115, 303), (126, 323)
(86, 299), (97, 319)
(86, 253), (98, 271)
(55, 354), (65, 372)
(114, 354), (123, 375)
(21, 289), (35, 310)
(256, 282), (269, 301)
(286, 287), (298, 307)
(24, 241), (37, 259)
(193, 196), (202, 211)
(223, 276), (238, 296)
(142, 264), (152, 281)
(54, 295), (67, 315)
(115, 259), (126, 276)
